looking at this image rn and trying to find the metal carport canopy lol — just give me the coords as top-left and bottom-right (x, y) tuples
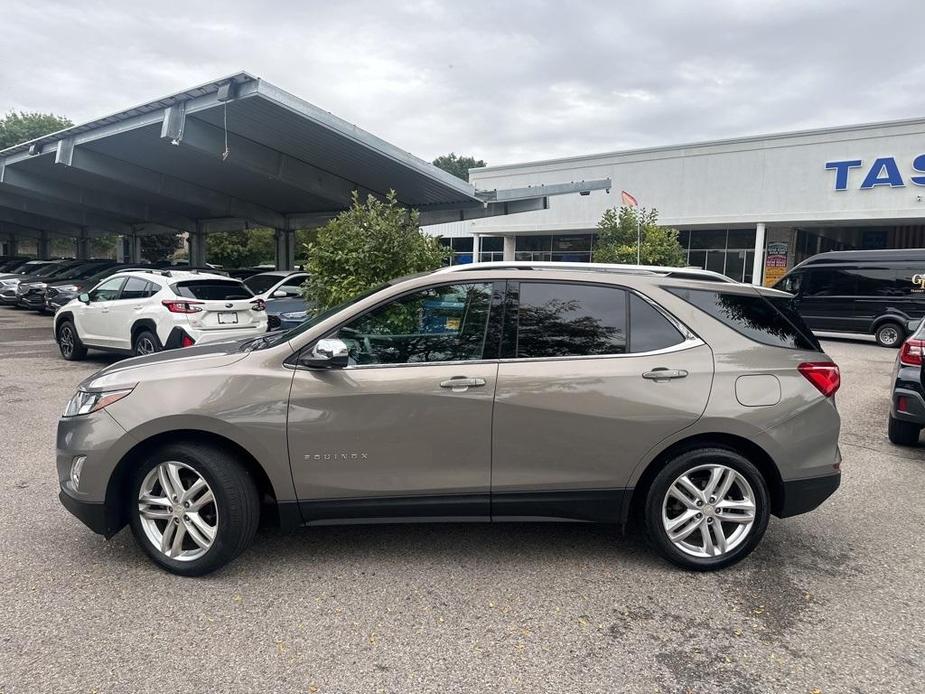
(0, 72), (610, 268)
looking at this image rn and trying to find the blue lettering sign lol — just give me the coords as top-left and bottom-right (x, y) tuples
(860, 157), (904, 189)
(911, 154), (925, 186)
(825, 160), (862, 190)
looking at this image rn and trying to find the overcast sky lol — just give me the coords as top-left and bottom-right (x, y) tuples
(2, 0), (924, 166)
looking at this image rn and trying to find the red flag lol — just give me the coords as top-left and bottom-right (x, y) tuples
(621, 190), (638, 207)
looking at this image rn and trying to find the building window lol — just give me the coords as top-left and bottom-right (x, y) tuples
(440, 237), (475, 265)
(479, 236), (504, 263)
(681, 228), (756, 282)
(515, 234), (594, 263)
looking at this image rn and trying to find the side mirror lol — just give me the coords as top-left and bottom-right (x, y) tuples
(272, 289), (288, 298)
(78, 293), (90, 304)
(301, 338), (349, 369)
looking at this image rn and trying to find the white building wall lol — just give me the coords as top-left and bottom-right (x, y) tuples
(430, 117), (925, 238)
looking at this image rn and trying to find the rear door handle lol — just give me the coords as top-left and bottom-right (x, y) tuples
(440, 377), (487, 392)
(642, 368), (688, 381)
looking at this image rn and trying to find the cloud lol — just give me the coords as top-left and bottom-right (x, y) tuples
(2, 0), (924, 166)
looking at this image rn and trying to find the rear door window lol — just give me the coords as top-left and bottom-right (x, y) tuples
(802, 268), (856, 296)
(629, 294), (684, 352)
(667, 287), (820, 351)
(513, 282), (627, 358)
(171, 280), (253, 300)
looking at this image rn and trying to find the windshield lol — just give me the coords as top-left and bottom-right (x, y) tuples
(241, 283), (389, 352)
(244, 274), (282, 294)
(55, 262), (113, 281)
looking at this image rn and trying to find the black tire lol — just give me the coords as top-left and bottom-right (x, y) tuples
(644, 447), (770, 571)
(875, 321), (904, 348)
(56, 320), (87, 361)
(128, 442), (260, 576)
(132, 329), (163, 356)
(888, 416), (921, 446)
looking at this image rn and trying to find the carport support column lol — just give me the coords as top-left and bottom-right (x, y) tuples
(37, 231), (50, 260)
(503, 235), (516, 262)
(75, 228), (90, 260)
(6, 236), (17, 257)
(189, 227), (207, 267)
(751, 223), (766, 286)
(275, 228), (296, 270)
(119, 234), (141, 264)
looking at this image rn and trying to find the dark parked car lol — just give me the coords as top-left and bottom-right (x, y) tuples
(774, 249), (925, 347)
(889, 318), (925, 445)
(18, 260), (118, 312)
(0, 257), (32, 272)
(1, 260), (79, 306)
(265, 296), (310, 331)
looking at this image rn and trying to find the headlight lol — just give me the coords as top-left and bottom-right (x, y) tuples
(0, 278), (19, 287)
(63, 387), (134, 417)
(280, 311), (308, 321)
(56, 284), (79, 292)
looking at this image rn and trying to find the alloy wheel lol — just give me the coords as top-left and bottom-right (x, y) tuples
(137, 461), (218, 562)
(661, 463), (756, 558)
(878, 325), (899, 347)
(136, 336), (157, 355)
(59, 326), (74, 357)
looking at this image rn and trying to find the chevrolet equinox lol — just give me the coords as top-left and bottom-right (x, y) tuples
(57, 262), (842, 575)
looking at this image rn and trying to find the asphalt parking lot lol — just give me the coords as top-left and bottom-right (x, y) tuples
(0, 308), (923, 693)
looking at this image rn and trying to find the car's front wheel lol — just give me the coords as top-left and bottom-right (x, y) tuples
(128, 442), (260, 576)
(57, 320), (87, 361)
(645, 448), (770, 570)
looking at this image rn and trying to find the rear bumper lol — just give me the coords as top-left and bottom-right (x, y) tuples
(891, 387), (925, 425)
(775, 472), (840, 518)
(189, 326), (266, 344)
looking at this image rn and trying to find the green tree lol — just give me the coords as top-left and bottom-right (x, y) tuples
(303, 190), (449, 311)
(206, 228), (276, 268)
(0, 111), (73, 149)
(592, 206), (685, 266)
(139, 233), (182, 263)
(432, 152), (486, 182)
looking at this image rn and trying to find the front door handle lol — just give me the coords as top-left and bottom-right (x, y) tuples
(440, 377), (487, 392)
(642, 368), (689, 381)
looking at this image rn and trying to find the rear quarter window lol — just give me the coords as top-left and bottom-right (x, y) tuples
(667, 287), (820, 351)
(171, 280), (253, 300)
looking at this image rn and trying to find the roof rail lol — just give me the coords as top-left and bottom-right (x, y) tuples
(433, 261), (737, 283)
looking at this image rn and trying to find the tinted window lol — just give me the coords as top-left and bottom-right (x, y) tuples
(774, 271), (803, 295)
(629, 294), (684, 352)
(172, 280), (252, 300)
(282, 275), (307, 288)
(848, 267), (914, 296)
(89, 277), (125, 302)
(515, 282), (627, 358)
(802, 268), (856, 296)
(335, 283), (492, 365)
(243, 274), (281, 294)
(121, 277), (157, 300)
(668, 288), (819, 351)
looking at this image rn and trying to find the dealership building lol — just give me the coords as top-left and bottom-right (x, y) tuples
(426, 116), (925, 285)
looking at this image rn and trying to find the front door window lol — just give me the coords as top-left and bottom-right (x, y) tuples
(334, 282), (493, 365)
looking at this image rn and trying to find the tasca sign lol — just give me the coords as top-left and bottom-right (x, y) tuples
(825, 156), (925, 190)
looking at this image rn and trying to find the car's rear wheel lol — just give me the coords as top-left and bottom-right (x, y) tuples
(57, 320), (87, 361)
(875, 321), (904, 348)
(132, 329), (162, 356)
(645, 448), (769, 571)
(888, 416), (921, 446)
(128, 443), (260, 576)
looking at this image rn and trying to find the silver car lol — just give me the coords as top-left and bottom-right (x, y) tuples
(57, 262), (842, 575)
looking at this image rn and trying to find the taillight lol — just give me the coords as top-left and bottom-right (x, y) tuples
(162, 299), (204, 314)
(180, 334), (196, 347)
(251, 298), (266, 312)
(899, 338), (925, 367)
(798, 361), (841, 398)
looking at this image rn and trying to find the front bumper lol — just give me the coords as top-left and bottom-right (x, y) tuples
(59, 488), (110, 535)
(19, 294), (46, 309)
(776, 472), (841, 518)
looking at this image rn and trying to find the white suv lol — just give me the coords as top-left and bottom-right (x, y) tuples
(54, 270), (268, 360)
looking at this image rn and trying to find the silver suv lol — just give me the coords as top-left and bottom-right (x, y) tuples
(57, 262), (842, 576)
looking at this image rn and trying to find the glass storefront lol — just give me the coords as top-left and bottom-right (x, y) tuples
(678, 229), (756, 283)
(515, 234), (595, 263)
